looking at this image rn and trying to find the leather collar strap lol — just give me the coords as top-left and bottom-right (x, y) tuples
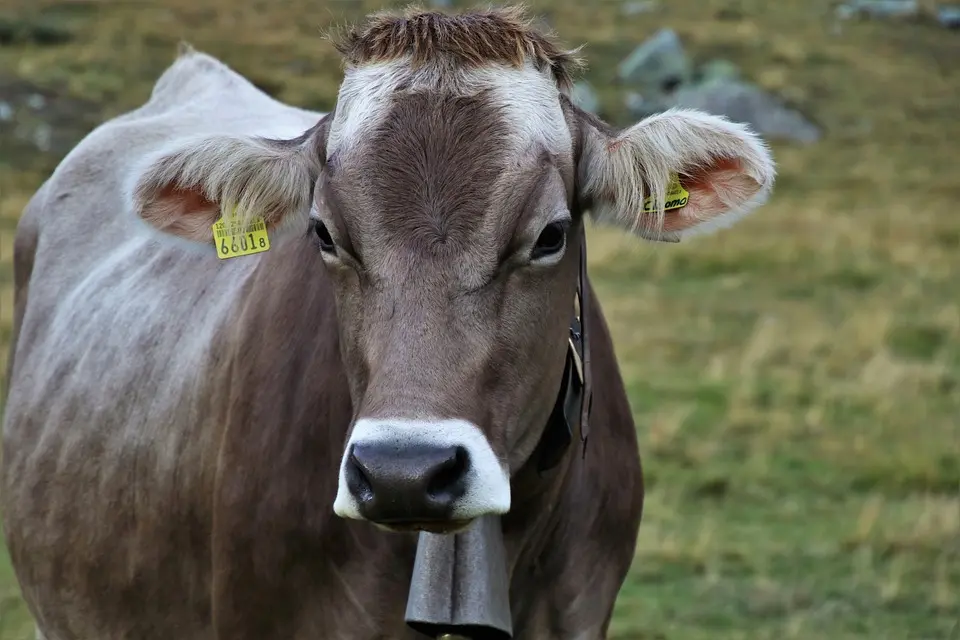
(578, 224), (592, 457)
(534, 225), (593, 472)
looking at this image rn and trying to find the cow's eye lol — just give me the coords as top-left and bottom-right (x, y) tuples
(530, 221), (567, 262)
(314, 220), (337, 254)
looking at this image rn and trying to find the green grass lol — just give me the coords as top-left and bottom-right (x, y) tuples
(0, 550), (32, 640)
(1, 0), (958, 638)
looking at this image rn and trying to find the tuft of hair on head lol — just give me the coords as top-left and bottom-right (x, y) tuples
(328, 3), (585, 90)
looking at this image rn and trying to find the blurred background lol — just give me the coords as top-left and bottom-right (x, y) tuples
(0, 0), (958, 638)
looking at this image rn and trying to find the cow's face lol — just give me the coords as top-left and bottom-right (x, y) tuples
(317, 79), (581, 532)
(133, 7), (775, 533)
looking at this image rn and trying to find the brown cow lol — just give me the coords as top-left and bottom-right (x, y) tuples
(2, 6), (775, 640)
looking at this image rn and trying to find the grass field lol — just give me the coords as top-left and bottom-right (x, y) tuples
(1, 0), (958, 638)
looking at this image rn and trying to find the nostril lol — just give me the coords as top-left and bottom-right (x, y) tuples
(346, 448), (375, 503)
(426, 445), (469, 500)
(345, 441), (474, 523)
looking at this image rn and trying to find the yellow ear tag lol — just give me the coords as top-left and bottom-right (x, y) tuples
(642, 175), (690, 214)
(211, 208), (270, 260)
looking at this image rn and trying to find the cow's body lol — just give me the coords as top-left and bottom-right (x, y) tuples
(2, 50), (643, 639)
(4, 5), (777, 638)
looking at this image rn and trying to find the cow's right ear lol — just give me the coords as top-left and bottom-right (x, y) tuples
(132, 115), (331, 243)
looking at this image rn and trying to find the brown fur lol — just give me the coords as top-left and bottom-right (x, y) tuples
(331, 4), (584, 90)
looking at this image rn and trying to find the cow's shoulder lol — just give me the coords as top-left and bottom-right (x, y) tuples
(128, 46), (325, 127)
(53, 47), (326, 189)
(43, 46), (325, 201)
(21, 48), (326, 288)
(141, 45), (264, 114)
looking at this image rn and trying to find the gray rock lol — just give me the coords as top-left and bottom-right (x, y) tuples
(622, 1), (658, 16)
(671, 79), (821, 144)
(836, 0), (919, 20)
(698, 59), (740, 83)
(33, 123), (53, 152)
(624, 91), (655, 118)
(938, 5), (960, 28)
(26, 94), (46, 110)
(570, 81), (600, 114)
(617, 28), (692, 98)
(0, 101), (13, 122)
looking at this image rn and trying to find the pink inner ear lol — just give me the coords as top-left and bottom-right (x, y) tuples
(140, 184), (221, 242)
(662, 157), (761, 233)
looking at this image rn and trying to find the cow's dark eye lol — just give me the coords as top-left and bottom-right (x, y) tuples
(530, 221), (567, 261)
(314, 220), (336, 254)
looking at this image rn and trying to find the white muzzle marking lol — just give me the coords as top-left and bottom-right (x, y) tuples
(333, 417), (511, 520)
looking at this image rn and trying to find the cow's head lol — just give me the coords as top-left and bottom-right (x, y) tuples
(133, 6), (774, 533)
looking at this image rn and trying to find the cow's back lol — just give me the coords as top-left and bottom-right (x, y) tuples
(0, 50), (336, 638)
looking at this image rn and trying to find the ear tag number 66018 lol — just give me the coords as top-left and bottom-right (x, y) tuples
(211, 209), (270, 260)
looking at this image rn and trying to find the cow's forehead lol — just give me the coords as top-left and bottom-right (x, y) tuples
(320, 60), (576, 278)
(327, 59), (573, 160)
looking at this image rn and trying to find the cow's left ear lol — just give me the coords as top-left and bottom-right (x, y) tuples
(573, 107), (776, 242)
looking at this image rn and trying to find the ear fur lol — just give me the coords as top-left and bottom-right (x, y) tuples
(575, 106), (776, 242)
(131, 117), (330, 243)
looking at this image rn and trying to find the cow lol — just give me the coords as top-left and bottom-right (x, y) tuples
(1, 5), (775, 640)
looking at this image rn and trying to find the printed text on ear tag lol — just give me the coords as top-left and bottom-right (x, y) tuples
(642, 175), (690, 214)
(211, 210), (270, 260)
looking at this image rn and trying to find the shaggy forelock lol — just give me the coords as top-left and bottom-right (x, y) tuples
(330, 4), (584, 91)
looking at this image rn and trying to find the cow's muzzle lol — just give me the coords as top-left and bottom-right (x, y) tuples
(333, 418), (511, 529)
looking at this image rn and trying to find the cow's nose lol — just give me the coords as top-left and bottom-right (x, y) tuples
(345, 442), (470, 523)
